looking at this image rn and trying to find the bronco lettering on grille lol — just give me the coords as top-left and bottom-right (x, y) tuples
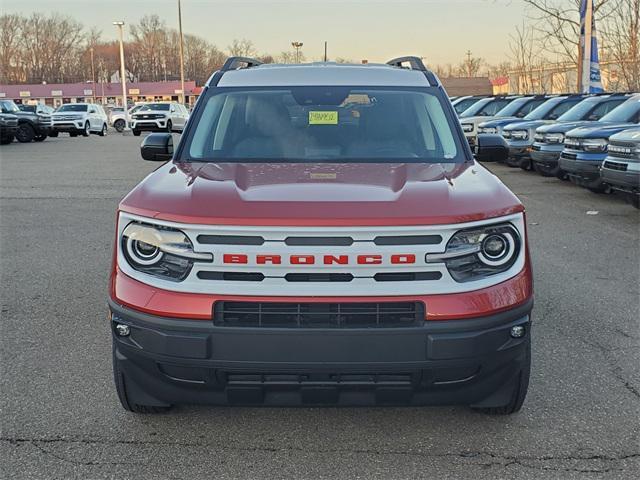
(222, 254), (417, 265)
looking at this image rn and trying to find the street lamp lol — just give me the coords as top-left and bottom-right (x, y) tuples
(89, 47), (96, 104)
(291, 41), (303, 63)
(177, 0), (186, 105)
(113, 21), (130, 133)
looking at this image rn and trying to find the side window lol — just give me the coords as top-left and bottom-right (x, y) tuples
(591, 100), (623, 119)
(550, 99), (580, 119)
(521, 99), (545, 116)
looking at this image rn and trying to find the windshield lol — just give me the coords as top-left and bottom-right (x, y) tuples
(495, 97), (532, 117)
(0, 100), (20, 113)
(18, 105), (36, 113)
(556, 97), (601, 121)
(460, 97), (509, 117)
(57, 104), (88, 112)
(453, 97), (481, 115)
(183, 87), (464, 163)
(600, 98), (640, 123)
(140, 103), (170, 111)
(524, 97), (581, 121)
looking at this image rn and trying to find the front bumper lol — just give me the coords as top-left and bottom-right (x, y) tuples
(53, 121), (85, 133)
(559, 152), (605, 183)
(110, 298), (533, 407)
(530, 144), (562, 166)
(601, 165), (640, 193)
(0, 125), (18, 137)
(131, 119), (168, 131)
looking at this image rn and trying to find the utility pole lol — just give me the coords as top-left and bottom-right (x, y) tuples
(89, 47), (96, 104)
(291, 41), (303, 63)
(113, 21), (130, 133)
(178, 0), (186, 105)
(466, 50), (473, 77)
(324, 41), (327, 62)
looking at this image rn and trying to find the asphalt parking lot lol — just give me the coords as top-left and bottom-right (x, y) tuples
(1, 133), (639, 479)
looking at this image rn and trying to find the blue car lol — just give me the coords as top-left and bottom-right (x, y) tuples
(531, 94), (635, 178)
(559, 96), (640, 192)
(498, 95), (589, 169)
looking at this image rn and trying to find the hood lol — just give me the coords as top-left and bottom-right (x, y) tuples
(478, 117), (519, 129)
(566, 122), (636, 139)
(120, 161), (524, 226)
(504, 120), (549, 131)
(537, 120), (598, 134)
(608, 128), (640, 143)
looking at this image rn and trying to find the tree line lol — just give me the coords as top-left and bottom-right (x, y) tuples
(0, 13), (310, 86)
(1, 5), (638, 91)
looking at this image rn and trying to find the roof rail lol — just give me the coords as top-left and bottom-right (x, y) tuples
(386, 56), (427, 71)
(386, 56), (439, 86)
(220, 56), (263, 72)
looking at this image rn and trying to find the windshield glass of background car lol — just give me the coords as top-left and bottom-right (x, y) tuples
(57, 104), (88, 112)
(0, 100), (20, 113)
(600, 99), (640, 123)
(184, 87), (463, 163)
(494, 97), (533, 117)
(140, 103), (171, 111)
(476, 98), (512, 116)
(525, 98), (581, 120)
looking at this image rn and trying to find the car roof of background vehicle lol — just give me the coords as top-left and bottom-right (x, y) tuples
(211, 56), (438, 88)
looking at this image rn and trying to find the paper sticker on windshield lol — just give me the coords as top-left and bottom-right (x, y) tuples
(309, 111), (338, 125)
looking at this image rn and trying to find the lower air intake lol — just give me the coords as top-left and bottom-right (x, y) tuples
(214, 301), (425, 328)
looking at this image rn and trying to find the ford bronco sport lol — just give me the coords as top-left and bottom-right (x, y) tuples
(109, 57), (533, 414)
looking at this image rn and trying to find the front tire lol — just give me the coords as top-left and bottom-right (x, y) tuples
(99, 123), (107, 136)
(49, 131), (59, 138)
(16, 123), (35, 143)
(472, 335), (531, 415)
(82, 122), (90, 137)
(34, 133), (47, 142)
(166, 120), (172, 133)
(113, 344), (172, 414)
(114, 119), (125, 132)
(132, 129), (141, 136)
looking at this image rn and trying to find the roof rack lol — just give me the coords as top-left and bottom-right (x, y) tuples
(386, 56), (439, 86)
(220, 56), (263, 72)
(386, 56), (427, 71)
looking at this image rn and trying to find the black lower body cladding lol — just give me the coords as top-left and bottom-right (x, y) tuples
(109, 299), (533, 410)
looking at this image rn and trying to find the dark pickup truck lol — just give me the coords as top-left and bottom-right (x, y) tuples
(0, 100), (53, 142)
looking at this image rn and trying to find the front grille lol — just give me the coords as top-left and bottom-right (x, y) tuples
(607, 143), (638, 160)
(603, 161), (627, 171)
(561, 152), (577, 160)
(225, 372), (414, 386)
(214, 301), (425, 328)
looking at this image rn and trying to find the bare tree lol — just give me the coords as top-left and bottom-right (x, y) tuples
(227, 38), (257, 57)
(509, 23), (545, 93)
(601, 0), (640, 90)
(0, 14), (24, 83)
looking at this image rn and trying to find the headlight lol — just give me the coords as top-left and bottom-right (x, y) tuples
(510, 130), (529, 140)
(544, 133), (564, 144)
(582, 138), (608, 152)
(461, 123), (474, 133)
(478, 127), (497, 134)
(425, 223), (521, 282)
(0, 117), (7, 125)
(121, 222), (212, 281)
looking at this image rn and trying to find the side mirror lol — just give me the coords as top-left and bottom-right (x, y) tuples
(588, 114), (599, 121)
(141, 133), (173, 161)
(474, 134), (509, 163)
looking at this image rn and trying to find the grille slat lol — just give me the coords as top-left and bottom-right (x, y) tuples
(603, 161), (628, 172)
(214, 301), (425, 328)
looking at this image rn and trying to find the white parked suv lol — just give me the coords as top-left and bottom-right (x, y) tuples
(51, 103), (108, 137)
(130, 102), (189, 136)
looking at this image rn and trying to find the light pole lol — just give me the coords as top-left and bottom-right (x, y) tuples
(113, 21), (130, 133)
(178, 0), (186, 105)
(89, 47), (96, 103)
(291, 41), (303, 63)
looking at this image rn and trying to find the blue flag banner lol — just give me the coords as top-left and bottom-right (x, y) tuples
(580, 0), (604, 93)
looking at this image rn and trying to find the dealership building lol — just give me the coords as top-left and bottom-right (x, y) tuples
(0, 80), (201, 107)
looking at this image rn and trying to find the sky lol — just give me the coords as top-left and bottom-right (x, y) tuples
(3, 0), (526, 66)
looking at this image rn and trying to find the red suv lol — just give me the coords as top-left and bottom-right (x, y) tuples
(109, 57), (533, 414)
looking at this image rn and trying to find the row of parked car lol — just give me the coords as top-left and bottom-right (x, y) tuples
(0, 100), (190, 144)
(451, 93), (640, 208)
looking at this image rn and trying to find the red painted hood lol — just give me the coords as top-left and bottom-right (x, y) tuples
(120, 161), (524, 226)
